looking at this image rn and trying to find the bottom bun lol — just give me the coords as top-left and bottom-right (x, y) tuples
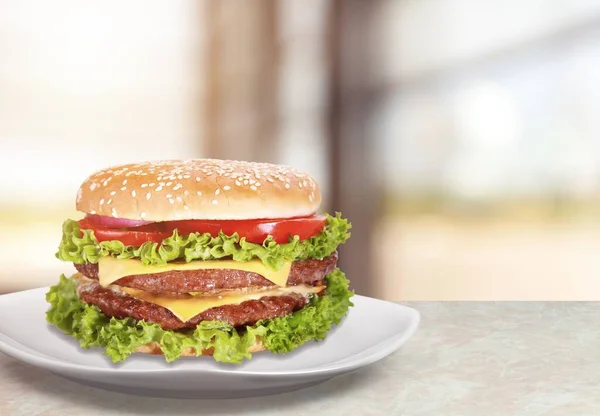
(133, 338), (266, 357)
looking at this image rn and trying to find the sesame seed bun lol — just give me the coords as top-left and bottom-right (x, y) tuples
(76, 159), (321, 221)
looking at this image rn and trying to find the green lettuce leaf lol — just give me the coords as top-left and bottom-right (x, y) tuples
(56, 213), (350, 269)
(45, 269), (353, 364)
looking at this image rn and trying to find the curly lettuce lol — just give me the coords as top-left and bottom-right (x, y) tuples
(56, 213), (350, 269)
(45, 269), (353, 364)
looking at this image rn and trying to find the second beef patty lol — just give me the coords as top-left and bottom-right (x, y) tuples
(76, 276), (320, 330)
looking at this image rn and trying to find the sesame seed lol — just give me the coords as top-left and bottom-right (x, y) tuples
(166, 193), (172, 198)
(267, 177), (274, 183)
(255, 182), (261, 187)
(146, 192), (151, 200)
(250, 185), (257, 191)
(140, 212), (146, 218)
(169, 198), (175, 204)
(131, 190), (136, 197)
(156, 186), (163, 192)
(195, 177), (202, 182)
(285, 183), (290, 189)
(99, 198), (105, 205)
(212, 199), (218, 205)
(89, 210), (96, 214)
(166, 182), (173, 186)
(176, 196), (182, 202)
(215, 189), (220, 195)
(149, 183), (155, 186)
(183, 190), (189, 196)
(111, 208), (117, 217)
(235, 180), (242, 186)
(196, 191), (203, 196)
(184, 205), (189, 210)
(110, 191), (117, 196)
(223, 185), (231, 191)
(122, 180), (128, 185)
(141, 184), (148, 188)
(107, 199), (112, 205)
(243, 180), (249, 185)
(90, 183), (98, 191)
(173, 184), (182, 191)
(121, 186), (127, 191)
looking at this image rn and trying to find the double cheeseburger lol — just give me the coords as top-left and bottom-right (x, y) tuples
(46, 159), (352, 363)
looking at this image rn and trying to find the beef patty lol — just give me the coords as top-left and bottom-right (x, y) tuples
(76, 277), (320, 330)
(74, 252), (337, 293)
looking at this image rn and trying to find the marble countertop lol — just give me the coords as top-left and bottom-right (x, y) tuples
(2, 302), (600, 416)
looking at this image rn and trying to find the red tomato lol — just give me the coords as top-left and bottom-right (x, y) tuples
(79, 218), (171, 246)
(166, 216), (327, 244)
(79, 215), (326, 246)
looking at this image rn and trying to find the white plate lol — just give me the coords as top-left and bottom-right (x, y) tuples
(0, 287), (420, 398)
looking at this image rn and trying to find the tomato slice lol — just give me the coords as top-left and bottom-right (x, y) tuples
(79, 215), (326, 246)
(79, 218), (171, 246)
(167, 216), (327, 244)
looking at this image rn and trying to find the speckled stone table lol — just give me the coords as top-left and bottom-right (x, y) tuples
(2, 302), (600, 416)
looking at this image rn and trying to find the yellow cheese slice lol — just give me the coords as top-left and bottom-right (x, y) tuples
(98, 256), (292, 287)
(118, 284), (323, 322)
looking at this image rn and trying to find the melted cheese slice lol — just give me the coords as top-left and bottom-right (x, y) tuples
(98, 256), (292, 287)
(118, 284), (322, 322)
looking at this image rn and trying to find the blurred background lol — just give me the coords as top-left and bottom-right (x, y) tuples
(2, 0), (600, 300)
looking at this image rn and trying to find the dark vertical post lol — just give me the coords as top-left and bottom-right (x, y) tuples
(203, 0), (279, 161)
(327, 0), (380, 296)
(256, 0), (280, 163)
(204, 0), (221, 158)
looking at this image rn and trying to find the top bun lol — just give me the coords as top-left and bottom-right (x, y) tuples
(76, 159), (321, 221)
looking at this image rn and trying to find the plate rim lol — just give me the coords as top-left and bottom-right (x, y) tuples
(0, 288), (420, 377)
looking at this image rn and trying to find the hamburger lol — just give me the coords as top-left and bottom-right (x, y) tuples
(46, 159), (352, 363)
